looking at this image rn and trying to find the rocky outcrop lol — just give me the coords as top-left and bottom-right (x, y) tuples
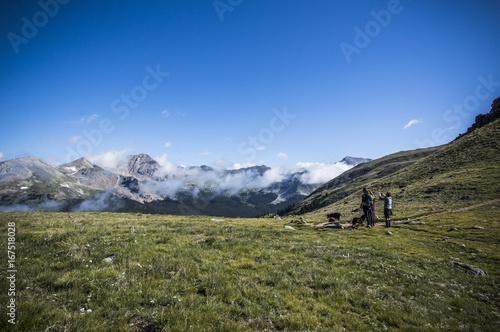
(455, 96), (500, 140)
(452, 261), (489, 276)
(125, 153), (161, 180)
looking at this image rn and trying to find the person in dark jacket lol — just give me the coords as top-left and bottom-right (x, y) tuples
(378, 192), (393, 227)
(361, 188), (375, 227)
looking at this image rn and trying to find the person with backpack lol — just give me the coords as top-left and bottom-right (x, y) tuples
(360, 188), (375, 227)
(379, 192), (393, 227)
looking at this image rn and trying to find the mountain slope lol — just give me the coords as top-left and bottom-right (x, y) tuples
(0, 157), (95, 206)
(293, 116), (500, 220)
(60, 158), (120, 191)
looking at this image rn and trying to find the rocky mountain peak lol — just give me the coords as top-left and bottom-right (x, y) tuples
(200, 165), (214, 172)
(126, 153), (160, 180)
(61, 157), (95, 171)
(339, 156), (372, 166)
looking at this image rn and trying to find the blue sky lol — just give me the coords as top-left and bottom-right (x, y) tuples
(1, 0), (499, 168)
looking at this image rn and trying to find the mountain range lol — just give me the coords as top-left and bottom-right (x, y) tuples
(0, 153), (370, 217)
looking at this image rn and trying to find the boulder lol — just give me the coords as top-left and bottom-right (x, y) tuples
(452, 261), (489, 276)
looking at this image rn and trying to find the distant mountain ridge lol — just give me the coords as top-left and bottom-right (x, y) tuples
(0, 154), (368, 217)
(339, 156), (372, 166)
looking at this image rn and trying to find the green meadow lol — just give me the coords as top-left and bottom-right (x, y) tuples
(1, 206), (499, 331)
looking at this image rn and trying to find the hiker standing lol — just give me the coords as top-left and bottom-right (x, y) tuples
(369, 191), (376, 221)
(361, 188), (375, 227)
(379, 192), (393, 227)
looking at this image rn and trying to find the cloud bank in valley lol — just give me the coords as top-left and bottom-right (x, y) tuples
(86, 151), (356, 198)
(0, 200), (63, 212)
(70, 191), (124, 212)
(0, 192), (123, 213)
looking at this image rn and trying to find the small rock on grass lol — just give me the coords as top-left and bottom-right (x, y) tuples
(102, 254), (117, 263)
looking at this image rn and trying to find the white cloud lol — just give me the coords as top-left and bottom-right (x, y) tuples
(86, 149), (131, 171)
(404, 119), (423, 129)
(256, 146), (266, 151)
(154, 153), (180, 176)
(0, 152), (3, 160)
(276, 152), (289, 160)
(65, 114), (99, 125)
(295, 161), (351, 184)
(71, 190), (123, 212)
(69, 136), (83, 144)
(86, 114), (99, 123)
(161, 110), (170, 118)
(261, 166), (286, 186)
(164, 141), (173, 148)
(200, 150), (212, 156)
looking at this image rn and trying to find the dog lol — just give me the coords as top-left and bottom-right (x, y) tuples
(352, 214), (366, 228)
(327, 213), (342, 222)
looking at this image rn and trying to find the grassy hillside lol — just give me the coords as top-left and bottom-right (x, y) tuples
(1, 209), (499, 331)
(277, 146), (442, 217)
(290, 118), (500, 223)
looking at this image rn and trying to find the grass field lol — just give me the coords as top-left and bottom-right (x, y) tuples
(1, 205), (499, 331)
